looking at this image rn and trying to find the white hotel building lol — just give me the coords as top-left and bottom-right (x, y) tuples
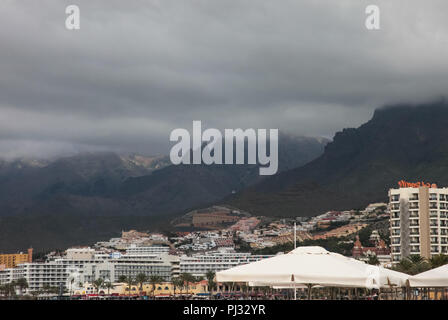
(0, 246), (179, 293)
(389, 182), (448, 263)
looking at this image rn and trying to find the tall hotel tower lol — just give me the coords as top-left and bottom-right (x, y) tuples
(389, 181), (448, 263)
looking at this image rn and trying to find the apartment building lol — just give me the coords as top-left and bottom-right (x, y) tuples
(0, 248), (33, 268)
(389, 181), (448, 263)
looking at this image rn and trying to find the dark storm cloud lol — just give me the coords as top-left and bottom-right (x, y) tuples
(0, 0), (448, 158)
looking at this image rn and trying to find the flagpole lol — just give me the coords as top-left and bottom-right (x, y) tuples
(294, 222), (296, 249)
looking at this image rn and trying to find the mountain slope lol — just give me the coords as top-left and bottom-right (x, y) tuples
(226, 101), (448, 217)
(0, 135), (327, 251)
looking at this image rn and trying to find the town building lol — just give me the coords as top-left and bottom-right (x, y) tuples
(352, 235), (391, 266)
(0, 248), (33, 268)
(389, 181), (448, 263)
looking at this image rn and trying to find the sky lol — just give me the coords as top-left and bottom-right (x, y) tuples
(0, 0), (447, 159)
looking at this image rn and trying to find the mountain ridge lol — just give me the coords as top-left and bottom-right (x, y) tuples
(225, 101), (448, 217)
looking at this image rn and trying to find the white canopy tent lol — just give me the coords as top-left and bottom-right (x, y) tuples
(409, 264), (448, 287)
(216, 246), (408, 290)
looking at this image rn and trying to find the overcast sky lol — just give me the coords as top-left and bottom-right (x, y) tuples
(0, 0), (447, 158)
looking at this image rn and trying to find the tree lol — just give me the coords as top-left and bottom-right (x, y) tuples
(429, 254), (448, 268)
(195, 276), (205, 282)
(0, 283), (16, 298)
(393, 258), (413, 274)
(205, 270), (216, 299)
(180, 273), (195, 295)
(149, 275), (164, 297)
(172, 277), (184, 296)
(393, 255), (431, 275)
(118, 275), (127, 283)
(92, 278), (105, 294)
(367, 255), (380, 266)
(15, 278), (28, 296)
(104, 281), (115, 295)
(124, 276), (136, 297)
(135, 273), (149, 296)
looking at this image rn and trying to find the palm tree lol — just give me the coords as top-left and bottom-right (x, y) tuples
(41, 284), (52, 296)
(367, 255), (380, 266)
(135, 273), (149, 296)
(409, 255), (430, 275)
(149, 275), (164, 297)
(3, 282), (16, 298)
(16, 278), (28, 294)
(92, 278), (105, 294)
(180, 273), (195, 295)
(69, 278), (75, 296)
(195, 275), (205, 282)
(393, 257), (413, 274)
(104, 281), (115, 295)
(118, 275), (127, 283)
(172, 277), (184, 296)
(429, 254), (448, 268)
(205, 270), (216, 299)
(0, 284), (10, 298)
(393, 255), (431, 275)
(124, 276), (136, 297)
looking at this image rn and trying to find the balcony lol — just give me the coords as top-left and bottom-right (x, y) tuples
(391, 194), (400, 201)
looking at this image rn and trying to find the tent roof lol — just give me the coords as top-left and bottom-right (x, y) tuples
(409, 264), (448, 287)
(216, 246), (408, 288)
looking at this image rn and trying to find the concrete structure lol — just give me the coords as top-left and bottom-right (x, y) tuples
(389, 182), (448, 263)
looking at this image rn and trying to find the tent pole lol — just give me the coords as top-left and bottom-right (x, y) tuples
(307, 284), (312, 300)
(294, 283), (296, 301)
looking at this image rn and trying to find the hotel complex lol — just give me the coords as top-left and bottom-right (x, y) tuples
(389, 181), (448, 262)
(0, 245), (271, 293)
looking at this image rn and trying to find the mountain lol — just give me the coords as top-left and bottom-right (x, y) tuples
(0, 152), (170, 216)
(226, 101), (448, 217)
(0, 135), (327, 252)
